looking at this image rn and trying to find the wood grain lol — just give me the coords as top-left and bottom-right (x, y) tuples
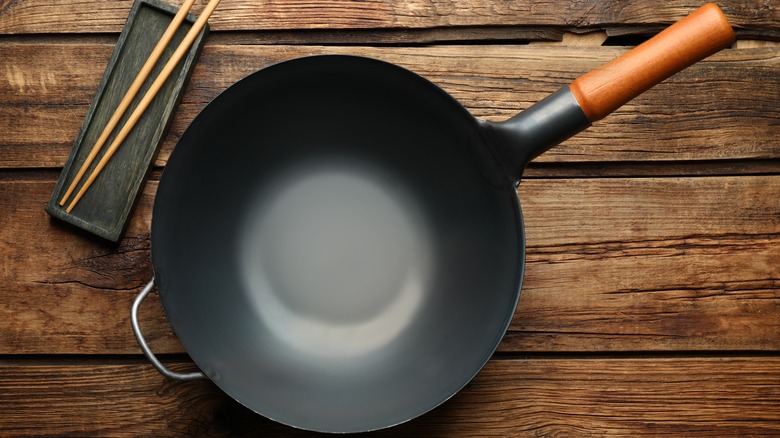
(0, 0), (777, 35)
(2, 43), (778, 169)
(0, 358), (777, 436)
(1, 175), (777, 354)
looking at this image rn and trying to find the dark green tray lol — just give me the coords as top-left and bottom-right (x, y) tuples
(47, 0), (208, 242)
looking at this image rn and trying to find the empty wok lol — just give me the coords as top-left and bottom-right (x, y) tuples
(131, 4), (734, 433)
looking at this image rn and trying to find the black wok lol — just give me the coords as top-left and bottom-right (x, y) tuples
(131, 5), (734, 433)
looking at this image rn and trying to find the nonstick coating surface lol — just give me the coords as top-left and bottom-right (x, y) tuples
(152, 55), (524, 432)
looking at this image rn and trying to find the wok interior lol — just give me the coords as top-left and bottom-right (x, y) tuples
(152, 56), (523, 432)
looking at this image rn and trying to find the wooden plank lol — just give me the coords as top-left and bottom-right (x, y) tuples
(0, 0), (777, 34)
(1, 43), (778, 168)
(520, 177), (780, 246)
(505, 235), (780, 352)
(0, 358), (777, 436)
(508, 176), (780, 351)
(1, 175), (777, 354)
(0, 178), (178, 355)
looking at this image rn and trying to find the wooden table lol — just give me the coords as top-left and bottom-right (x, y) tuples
(2, 1), (779, 435)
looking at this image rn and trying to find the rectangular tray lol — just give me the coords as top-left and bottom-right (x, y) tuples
(46, 0), (208, 242)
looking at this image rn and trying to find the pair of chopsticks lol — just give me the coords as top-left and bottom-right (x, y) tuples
(59, 0), (221, 213)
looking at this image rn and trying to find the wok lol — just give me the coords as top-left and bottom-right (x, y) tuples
(131, 4), (734, 433)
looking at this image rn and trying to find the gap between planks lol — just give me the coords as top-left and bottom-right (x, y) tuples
(1, 28), (778, 48)
(1, 350), (780, 367)
(5, 158), (780, 182)
(530, 31), (608, 46)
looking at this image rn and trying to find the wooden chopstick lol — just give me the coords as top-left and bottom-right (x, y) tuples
(59, 0), (197, 207)
(65, 0), (222, 213)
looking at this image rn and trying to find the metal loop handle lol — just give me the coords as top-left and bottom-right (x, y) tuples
(131, 279), (206, 381)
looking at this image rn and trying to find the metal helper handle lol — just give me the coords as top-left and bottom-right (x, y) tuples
(131, 279), (206, 381)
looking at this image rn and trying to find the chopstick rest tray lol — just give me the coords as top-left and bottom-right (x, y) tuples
(46, 0), (208, 242)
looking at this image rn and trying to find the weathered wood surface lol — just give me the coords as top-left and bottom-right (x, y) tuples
(1, 0), (778, 433)
(2, 43), (778, 169)
(0, 358), (778, 436)
(0, 0), (778, 35)
(2, 175), (777, 354)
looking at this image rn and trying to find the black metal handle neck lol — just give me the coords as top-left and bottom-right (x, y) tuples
(479, 86), (591, 182)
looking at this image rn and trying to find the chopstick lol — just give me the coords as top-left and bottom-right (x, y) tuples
(64, 0), (222, 213)
(59, 0), (198, 207)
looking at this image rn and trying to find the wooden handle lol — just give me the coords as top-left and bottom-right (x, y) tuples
(569, 3), (735, 122)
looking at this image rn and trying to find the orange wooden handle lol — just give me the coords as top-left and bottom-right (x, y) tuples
(570, 3), (735, 122)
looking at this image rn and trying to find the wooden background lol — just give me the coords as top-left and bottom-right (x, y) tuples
(1, 0), (779, 435)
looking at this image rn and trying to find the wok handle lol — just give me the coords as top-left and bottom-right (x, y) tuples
(570, 3), (735, 122)
(131, 279), (206, 381)
(484, 3), (734, 179)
